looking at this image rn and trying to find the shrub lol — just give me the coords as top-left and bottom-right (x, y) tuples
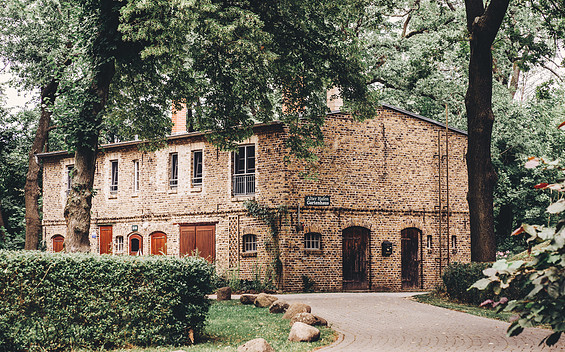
(442, 262), (493, 305)
(0, 251), (214, 352)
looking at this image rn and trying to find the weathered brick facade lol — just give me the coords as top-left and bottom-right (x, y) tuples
(40, 104), (470, 292)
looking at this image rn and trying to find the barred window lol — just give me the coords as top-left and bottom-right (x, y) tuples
(304, 232), (321, 250)
(242, 234), (257, 253)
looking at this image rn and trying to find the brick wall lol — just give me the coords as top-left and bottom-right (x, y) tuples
(41, 106), (470, 291)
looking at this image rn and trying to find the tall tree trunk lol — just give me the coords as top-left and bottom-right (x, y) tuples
(63, 0), (118, 252)
(509, 62), (521, 99)
(24, 79), (58, 250)
(464, 0), (510, 262)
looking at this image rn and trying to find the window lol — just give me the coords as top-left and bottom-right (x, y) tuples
(304, 232), (321, 250)
(426, 235), (433, 250)
(115, 236), (124, 254)
(170, 153), (178, 188)
(451, 235), (457, 250)
(66, 165), (74, 195)
(192, 150), (203, 186)
(133, 160), (140, 192)
(233, 145), (255, 195)
(110, 160), (118, 193)
(242, 234), (257, 253)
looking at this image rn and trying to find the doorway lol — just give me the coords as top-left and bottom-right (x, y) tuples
(401, 228), (421, 289)
(99, 225), (113, 254)
(129, 234), (143, 255)
(342, 226), (370, 290)
(179, 224), (216, 261)
(150, 232), (167, 255)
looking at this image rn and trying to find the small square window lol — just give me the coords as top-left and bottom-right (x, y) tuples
(242, 234), (257, 253)
(304, 232), (321, 250)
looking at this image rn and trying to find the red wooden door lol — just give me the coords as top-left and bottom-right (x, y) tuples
(151, 232), (167, 255)
(99, 226), (113, 254)
(342, 227), (369, 290)
(401, 228), (420, 289)
(180, 224), (215, 261)
(129, 234), (143, 255)
(52, 235), (64, 252)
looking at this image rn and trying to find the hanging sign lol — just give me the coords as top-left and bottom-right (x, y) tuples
(305, 195), (330, 206)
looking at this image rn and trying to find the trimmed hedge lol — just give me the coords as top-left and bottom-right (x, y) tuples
(0, 250), (214, 352)
(442, 262), (529, 305)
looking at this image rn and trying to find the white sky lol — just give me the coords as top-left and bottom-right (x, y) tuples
(0, 71), (37, 111)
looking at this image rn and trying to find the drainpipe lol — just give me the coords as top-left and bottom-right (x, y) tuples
(445, 104), (451, 267)
(437, 130), (443, 279)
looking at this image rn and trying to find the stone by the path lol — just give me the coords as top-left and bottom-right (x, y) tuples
(240, 294), (257, 305)
(313, 315), (328, 326)
(254, 293), (278, 308)
(282, 302), (311, 319)
(216, 286), (232, 301)
(269, 300), (289, 314)
(290, 312), (318, 326)
(237, 338), (276, 352)
(288, 322), (320, 342)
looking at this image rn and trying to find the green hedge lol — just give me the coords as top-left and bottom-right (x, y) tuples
(0, 250), (214, 352)
(442, 262), (529, 305)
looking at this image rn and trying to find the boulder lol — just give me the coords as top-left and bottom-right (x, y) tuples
(288, 322), (320, 342)
(216, 286), (232, 301)
(282, 303), (311, 319)
(314, 315), (328, 326)
(290, 312), (318, 326)
(240, 294), (258, 305)
(254, 293), (278, 308)
(237, 338), (275, 352)
(269, 300), (289, 314)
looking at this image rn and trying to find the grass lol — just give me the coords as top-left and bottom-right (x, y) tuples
(411, 293), (515, 322)
(87, 300), (336, 352)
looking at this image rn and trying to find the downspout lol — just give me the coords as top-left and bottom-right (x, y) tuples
(445, 104), (451, 267)
(437, 130), (443, 278)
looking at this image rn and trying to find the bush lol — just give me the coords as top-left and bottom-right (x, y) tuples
(0, 250), (214, 352)
(442, 262), (493, 305)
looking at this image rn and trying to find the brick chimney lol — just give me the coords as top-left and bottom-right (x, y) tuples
(171, 103), (187, 134)
(327, 87), (343, 112)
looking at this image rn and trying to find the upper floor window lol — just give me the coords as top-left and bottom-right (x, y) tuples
(66, 165), (74, 195)
(192, 150), (203, 186)
(233, 145), (255, 195)
(133, 160), (140, 193)
(426, 235), (433, 250)
(110, 160), (118, 193)
(170, 153), (178, 188)
(304, 232), (321, 250)
(242, 234), (257, 253)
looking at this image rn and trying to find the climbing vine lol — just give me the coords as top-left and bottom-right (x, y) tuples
(244, 200), (287, 286)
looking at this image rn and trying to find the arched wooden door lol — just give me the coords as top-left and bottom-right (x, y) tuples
(129, 234), (143, 255)
(342, 226), (370, 290)
(151, 232), (167, 255)
(401, 228), (421, 289)
(52, 235), (64, 252)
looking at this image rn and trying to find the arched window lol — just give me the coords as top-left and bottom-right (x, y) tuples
(115, 236), (124, 254)
(304, 232), (321, 250)
(242, 234), (257, 253)
(151, 232), (167, 255)
(129, 234), (143, 255)
(52, 235), (64, 252)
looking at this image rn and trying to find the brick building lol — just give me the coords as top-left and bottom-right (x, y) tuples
(39, 100), (470, 292)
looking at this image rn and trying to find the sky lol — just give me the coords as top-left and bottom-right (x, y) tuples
(0, 71), (36, 111)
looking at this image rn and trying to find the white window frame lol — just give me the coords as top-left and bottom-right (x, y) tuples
(170, 153), (178, 188)
(115, 236), (124, 254)
(426, 235), (433, 250)
(242, 234), (257, 253)
(133, 160), (140, 193)
(66, 164), (74, 195)
(110, 160), (118, 194)
(192, 150), (203, 186)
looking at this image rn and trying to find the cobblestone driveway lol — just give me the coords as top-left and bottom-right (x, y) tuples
(278, 292), (562, 352)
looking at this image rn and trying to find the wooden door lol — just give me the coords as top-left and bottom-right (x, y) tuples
(99, 225), (113, 254)
(151, 232), (167, 255)
(52, 235), (64, 252)
(180, 224), (215, 261)
(401, 228), (420, 289)
(342, 227), (369, 290)
(129, 234), (143, 255)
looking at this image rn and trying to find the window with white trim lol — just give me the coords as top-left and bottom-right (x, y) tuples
(192, 150), (203, 186)
(170, 153), (178, 188)
(233, 145), (255, 195)
(242, 234), (257, 253)
(133, 160), (140, 192)
(110, 160), (118, 193)
(115, 236), (124, 254)
(426, 235), (433, 250)
(66, 164), (74, 195)
(304, 232), (321, 250)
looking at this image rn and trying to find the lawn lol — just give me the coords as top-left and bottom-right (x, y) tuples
(411, 293), (515, 322)
(91, 300), (336, 352)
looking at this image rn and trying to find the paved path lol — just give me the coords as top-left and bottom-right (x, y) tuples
(274, 292), (562, 352)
